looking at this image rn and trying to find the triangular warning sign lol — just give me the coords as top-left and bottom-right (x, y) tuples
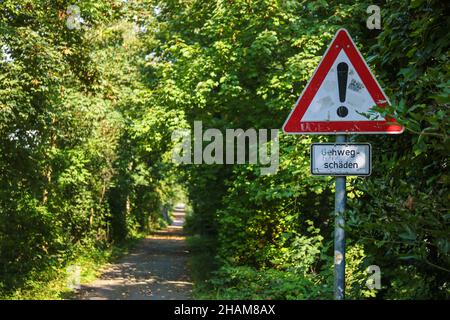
(283, 29), (404, 134)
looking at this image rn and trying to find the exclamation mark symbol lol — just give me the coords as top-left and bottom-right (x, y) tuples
(337, 62), (349, 118)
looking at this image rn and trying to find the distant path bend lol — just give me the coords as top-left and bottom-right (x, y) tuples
(78, 208), (192, 300)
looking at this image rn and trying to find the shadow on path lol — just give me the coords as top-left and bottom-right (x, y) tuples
(77, 208), (192, 300)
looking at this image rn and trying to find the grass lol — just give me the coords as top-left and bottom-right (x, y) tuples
(1, 214), (172, 300)
(186, 234), (332, 300)
(2, 234), (146, 300)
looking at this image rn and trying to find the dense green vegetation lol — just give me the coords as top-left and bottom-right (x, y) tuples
(0, 0), (178, 298)
(1, 0), (448, 299)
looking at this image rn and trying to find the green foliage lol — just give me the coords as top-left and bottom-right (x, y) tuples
(0, 234), (144, 299)
(150, 0), (449, 300)
(1, 0), (448, 300)
(207, 265), (329, 300)
(344, 0), (450, 299)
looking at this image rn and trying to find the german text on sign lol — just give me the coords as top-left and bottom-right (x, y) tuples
(310, 143), (371, 176)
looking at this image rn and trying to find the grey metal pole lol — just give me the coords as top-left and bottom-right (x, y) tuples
(334, 134), (346, 300)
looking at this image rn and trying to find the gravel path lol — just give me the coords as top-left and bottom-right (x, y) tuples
(77, 209), (193, 300)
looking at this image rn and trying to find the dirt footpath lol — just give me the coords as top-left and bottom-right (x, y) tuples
(77, 209), (193, 300)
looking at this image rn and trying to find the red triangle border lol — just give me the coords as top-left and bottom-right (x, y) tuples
(283, 29), (404, 134)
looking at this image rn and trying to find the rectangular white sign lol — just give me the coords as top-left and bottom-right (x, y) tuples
(311, 143), (371, 176)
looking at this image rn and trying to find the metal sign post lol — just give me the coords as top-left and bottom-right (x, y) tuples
(334, 134), (346, 300)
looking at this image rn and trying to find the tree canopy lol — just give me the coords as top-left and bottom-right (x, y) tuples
(0, 0), (448, 299)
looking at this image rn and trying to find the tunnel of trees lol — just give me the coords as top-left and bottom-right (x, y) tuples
(0, 0), (448, 299)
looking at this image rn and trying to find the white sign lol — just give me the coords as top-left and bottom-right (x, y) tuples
(311, 143), (371, 176)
